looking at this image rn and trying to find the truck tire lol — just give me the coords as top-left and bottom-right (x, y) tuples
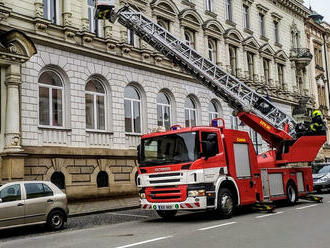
(156, 210), (177, 220)
(286, 182), (298, 205)
(216, 188), (234, 219)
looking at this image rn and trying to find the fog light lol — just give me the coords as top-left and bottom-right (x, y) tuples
(139, 193), (146, 199)
(188, 190), (205, 197)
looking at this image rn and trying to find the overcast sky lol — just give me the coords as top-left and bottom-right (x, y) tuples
(304, 0), (330, 23)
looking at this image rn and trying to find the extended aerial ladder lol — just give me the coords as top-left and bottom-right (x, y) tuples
(95, 1), (326, 163)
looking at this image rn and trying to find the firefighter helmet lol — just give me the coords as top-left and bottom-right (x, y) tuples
(312, 110), (322, 117)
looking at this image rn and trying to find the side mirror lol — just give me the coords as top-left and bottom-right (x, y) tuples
(137, 145), (141, 164)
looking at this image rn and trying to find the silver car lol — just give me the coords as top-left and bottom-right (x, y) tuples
(0, 181), (69, 231)
(313, 165), (330, 193)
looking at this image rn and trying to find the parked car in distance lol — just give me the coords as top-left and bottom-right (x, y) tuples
(313, 165), (330, 193)
(0, 181), (68, 231)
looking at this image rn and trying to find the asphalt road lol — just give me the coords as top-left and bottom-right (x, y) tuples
(1, 193), (330, 248)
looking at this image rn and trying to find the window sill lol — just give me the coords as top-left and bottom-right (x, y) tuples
(275, 42), (282, 48)
(38, 126), (72, 132)
(126, 133), (142, 137)
(86, 129), (114, 135)
(226, 20), (236, 28)
(260, 36), (269, 42)
(244, 28), (253, 35)
(205, 10), (217, 18)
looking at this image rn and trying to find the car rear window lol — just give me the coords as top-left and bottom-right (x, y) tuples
(24, 183), (54, 199)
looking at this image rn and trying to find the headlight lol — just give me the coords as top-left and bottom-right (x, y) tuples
(319, 176), (329, 182)
(188, 190), (205, 197)
(139, 193), (146, 199)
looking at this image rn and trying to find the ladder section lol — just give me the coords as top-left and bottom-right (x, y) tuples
(109, 5), (297, 136)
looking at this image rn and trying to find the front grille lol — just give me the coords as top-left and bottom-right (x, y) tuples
(146, 185), (187, 202)
(149, 179), (181, 184)
(149, 173), (181, 178)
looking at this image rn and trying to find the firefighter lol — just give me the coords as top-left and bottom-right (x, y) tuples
(309, 110), (326, 135)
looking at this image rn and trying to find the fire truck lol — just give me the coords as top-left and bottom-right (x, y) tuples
(96, 1), (326, 219)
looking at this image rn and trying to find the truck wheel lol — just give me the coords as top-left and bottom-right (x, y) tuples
(156, 210), (177, 220)
(216, 188), (234, 219)
(286, 182), (298, 205)
(47, 210), (65, 231)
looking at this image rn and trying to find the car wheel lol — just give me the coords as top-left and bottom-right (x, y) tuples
(216, 188), (234, 219)
(47, 210), (65, 231)
(286, 182), (298, 205)
(156, 210), (177, 220)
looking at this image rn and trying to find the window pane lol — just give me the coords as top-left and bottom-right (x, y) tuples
(209, 102), (217, 112)
(157, 104), (163, 127)
(86, 94), (94, 129)
(164, 106), (171, 130)
(43, 0), (48, 19)
(133, 101), (141, 133)
(124, 99), (132, 132)
(39, 87), (50, 125)
(50, 0), (56, 24)
(191, 110), (196, 127)
(0, 184), (21, 202)
(52, 88), (63, 126)
(97, 95), (105, 130)
(124, 86), (140, 100)
(42, 184), (54, 197)
(184, 109), (190, 127)
(24, 183), (45, 199)
(185, 109), (190, 127)
(39, 71), (62, 87)
(156, 92), (169, 104)
(185, 97), (195, 109)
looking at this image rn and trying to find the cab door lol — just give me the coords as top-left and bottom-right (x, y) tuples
(232, 142), (256, 204)
(0, 183), (25, 229)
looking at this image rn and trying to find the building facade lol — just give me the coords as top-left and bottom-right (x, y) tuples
(305, 14), (330, 161)
(0, 0), (313, 199)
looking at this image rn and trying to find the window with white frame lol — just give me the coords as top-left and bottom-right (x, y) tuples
(88, 0), (101, 35)
(230, 115), (239, 130)
(225, 0), (232, 21)
(277, 63), (284, 89)
(157, 18), (170, 31)
(229, 45), (237, 76)
(263, 58), (270, 84)
(185, 97), (197, 127)
(274, 21), (279, 43)
(157, 92), (171, 130)
(206, 0), (213, 12)
(127, 28), (136, 46)
(85, 80), (106, 130)
(243, 5), (250, 29)
(38, 71), (63, 127)
(209, 101), (219, 123)
(184, 29), (195, 48)
(208, 39), (216, 62)
(124, 86), (141, 133)
(43, 0), (56, 24)
(247, 52), (255, 81)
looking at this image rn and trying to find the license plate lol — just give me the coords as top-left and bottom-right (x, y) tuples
(156, 205), (173, 210)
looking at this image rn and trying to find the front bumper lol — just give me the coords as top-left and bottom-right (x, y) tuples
(141, 196), (207, 210)
(313, 180), (330, 188)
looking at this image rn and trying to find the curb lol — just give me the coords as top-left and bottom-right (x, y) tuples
(69, 205), (140, 218)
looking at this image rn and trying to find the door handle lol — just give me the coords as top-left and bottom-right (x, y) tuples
(250, 180), (254, 188)
(17, 203), (24, 207)
(47, 199), (54, 203)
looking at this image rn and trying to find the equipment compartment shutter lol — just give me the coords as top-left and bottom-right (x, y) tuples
(233, 143), (251, 178)
(296, 172), (304, 192)
(269, 173), (284, 196)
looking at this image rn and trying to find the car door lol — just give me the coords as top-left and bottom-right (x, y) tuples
(0, 183), (25, 229)
(24, 183), (53, 224)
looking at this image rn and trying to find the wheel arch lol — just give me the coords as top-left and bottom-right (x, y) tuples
(215, 176), (240, 208)
(47, 207), (67, 222)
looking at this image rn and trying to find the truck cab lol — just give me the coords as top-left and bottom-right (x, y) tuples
(137, 122), (262, 218)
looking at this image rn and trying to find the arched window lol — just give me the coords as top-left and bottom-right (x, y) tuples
(39, 71), (64, 127)
(184, 29), (194, 48)
(208, 39), (216, 62)
(157, 92), (171, 130)
(85, 79), (106, 130)
(185, 97), (197, 127)
(209, 101), (219, 122)
(124, 86), (141, 133)
(51, 172), (65, 190)
(97, 171), (109, 188)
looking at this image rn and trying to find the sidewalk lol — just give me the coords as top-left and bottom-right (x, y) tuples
(68, 195), (140, 217)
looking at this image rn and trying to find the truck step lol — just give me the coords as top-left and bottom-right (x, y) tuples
(300, 194), (323, 203)
(253, 202), (275, 213)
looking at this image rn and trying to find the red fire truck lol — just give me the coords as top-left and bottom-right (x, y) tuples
(96, 1), (326, 219)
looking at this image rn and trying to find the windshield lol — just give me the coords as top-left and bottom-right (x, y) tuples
(140, 132), (199, 166)
(317, 165), (330, 174)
